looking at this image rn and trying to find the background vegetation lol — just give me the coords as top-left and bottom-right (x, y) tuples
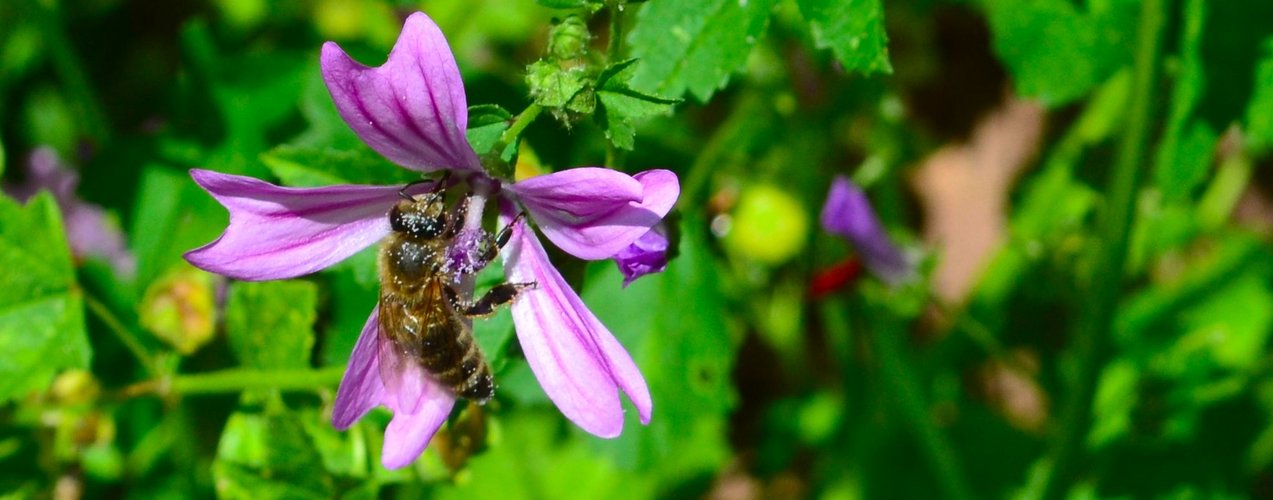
(2, 0), (1272, 497)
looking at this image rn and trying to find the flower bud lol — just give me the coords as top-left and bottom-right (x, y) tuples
(614, 223), (670, 286)
(820, 176), (915, 285)
(139, 265), (218, 354)
(51, 370), (100, 406)
(548, 15), (590, 60)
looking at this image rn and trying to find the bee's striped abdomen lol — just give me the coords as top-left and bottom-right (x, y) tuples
(417, 313), (494, 403)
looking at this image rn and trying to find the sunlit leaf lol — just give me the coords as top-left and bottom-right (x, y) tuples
(225, 281), (318, 370)
(0, 194), (88, 403)
(983, 0), (1138, 105)
(628, 0), (778, 101)
(795, 0), (891, 74)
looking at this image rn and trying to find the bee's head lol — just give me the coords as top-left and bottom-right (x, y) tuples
(390, 194), (449, 239)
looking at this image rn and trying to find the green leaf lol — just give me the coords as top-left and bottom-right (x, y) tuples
(1245, 37), (1273, 152)
(261, 144), (418, 188)
(434, 411), (655, 499)
(214, 408), (332, 499)
(320, 248), (380, 368)
(795, 0), (891, 74)
(628, 0), (779, 101)
(595, 60), (680, 150)
(983, 0), (1138, 105)
(0, 194), (89, 403)
(225, 281), (318, 370)
(130, 166), (229, 290)
(466, 104), (513, 157)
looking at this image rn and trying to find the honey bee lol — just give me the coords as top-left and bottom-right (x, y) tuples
(378, 175), (527, 403)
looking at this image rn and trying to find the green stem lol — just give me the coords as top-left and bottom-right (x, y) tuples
(168, 366), (345, 395)
(83, 292), (161, 378)
(867, 309), (973, 500)
(605, 3), (628, 170)
(608, 2), (625, 60)
(21, 0), (110, 143)
(1035, 0), (1165, 497)
(499, 103), (543, 149)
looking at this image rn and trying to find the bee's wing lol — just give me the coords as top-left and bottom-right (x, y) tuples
(377, 278), (449, 411)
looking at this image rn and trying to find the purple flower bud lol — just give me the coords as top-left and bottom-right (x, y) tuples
(820, 176), (914, 285)
(614, 224), (669, 286)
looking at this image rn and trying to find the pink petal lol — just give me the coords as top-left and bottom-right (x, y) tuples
(380, 374), (455, 469)
(501, 216), (653, 436)
(184, 169), (416, 281)
(509, 168), (680, 260)
(321, 12), (480, 174)
(332, 306), (386, 430)
(378, 324), (430, 418)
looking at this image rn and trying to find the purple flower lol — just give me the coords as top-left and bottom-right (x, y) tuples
(613, 224), (669, 287)
(184, 12), (677, 469)
(820, 176), (914, 285)
(4, 147), (135, 278)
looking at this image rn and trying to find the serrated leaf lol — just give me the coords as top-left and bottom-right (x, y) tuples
(796, 0), (891, 74)
(984, 0), (1138, 106)
(0, 193), (89, 403)
(225, 281), (318, 370)
(261, 144), (418, 188)
(628, 0), (778, 101)
(595, 60), (680, 150)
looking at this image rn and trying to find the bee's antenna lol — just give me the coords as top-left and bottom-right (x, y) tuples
(431, 171), (452, 193)
(399, 179), (428, 201)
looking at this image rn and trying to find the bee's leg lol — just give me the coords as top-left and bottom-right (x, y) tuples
(445, 198), (469, 238)
(460, 282), (535, 317)
(479, 212), (527, 263)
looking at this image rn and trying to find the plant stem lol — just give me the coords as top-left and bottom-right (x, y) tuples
(608, 1), (625, 60)
(169, 366), (345, 395)
(605, 2), (628, 170)
(867, 308), (973, 500)
(83, 292), (161, 378)
(499, 104), (543, 149)
(118, 366), (346, 399)
(1034, 0), (1165, 497)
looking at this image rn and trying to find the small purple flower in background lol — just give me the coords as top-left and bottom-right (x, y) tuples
(184, 12), (677, 469)
(613, 223), (670, 287)
(4, 147), (136, 278)
(821, 175), (914, 285)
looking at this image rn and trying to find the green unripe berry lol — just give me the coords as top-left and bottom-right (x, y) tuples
(725, 184), (810, 265)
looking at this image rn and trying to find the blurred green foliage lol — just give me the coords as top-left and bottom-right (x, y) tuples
(1, 0), (1272, 497)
